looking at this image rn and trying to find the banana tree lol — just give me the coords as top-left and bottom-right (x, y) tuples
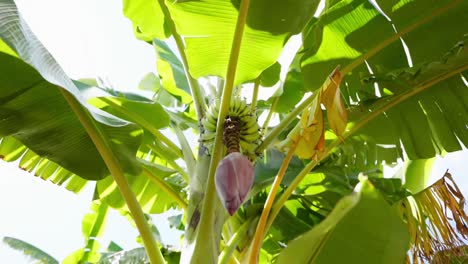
(1, 0), (467, 263)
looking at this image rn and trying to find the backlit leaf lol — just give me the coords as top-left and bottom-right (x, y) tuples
(166, 0), (319, 85)
(277, 178), (409, 264)
(123, 0), (170, 41)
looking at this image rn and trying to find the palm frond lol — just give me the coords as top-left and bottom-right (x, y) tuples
(2, 236), (58, 264)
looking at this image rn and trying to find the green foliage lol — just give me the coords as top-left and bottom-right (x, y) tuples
(63, 200), (109, 263)
(0, 136), (88, 192)
(0, 51), (143, 181)
(2, 237), (59, 264)
(166, 0), (319, 85)
(123, 0), (170, 41)
(254, 149), (305, 186)
(97, 159), (185, 214)
(154, 39), (192, 104)
(301, 0), (468, 163)
(403, 158), (435, 193)
(259, 62), (281, 87)
(277, 178), (409, 264)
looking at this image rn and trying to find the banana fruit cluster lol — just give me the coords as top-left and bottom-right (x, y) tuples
(201, 97), (262, 161)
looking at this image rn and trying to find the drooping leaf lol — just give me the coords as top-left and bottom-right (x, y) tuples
(0, 52), (143, 180)
(277, 178), (409, 264)
(166, 0), (320, 85)
(0, 0), (127, 125)
(321, 67), (347, 138)
(0, 1), (144, 181)
(401, 171), (468, 263)
(2, 236), (59, 264)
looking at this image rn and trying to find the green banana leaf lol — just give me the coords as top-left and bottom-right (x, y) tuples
(123, 0), (170, 41)
(0, 50), (142, 180)
(0, 136), (88, 192)
(0, 0), (145, 180)
(154, 39), (192, 104)
(97, 159), (185, 214)
(277, 178), (409, 264)
(63, 200), (109, 264)
(348, 37), (468, 161)
(0, 0), (186, 216)
(296, 0), (467, 165)
(166, 0), (320, 85)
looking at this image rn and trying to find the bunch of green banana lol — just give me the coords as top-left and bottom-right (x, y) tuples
(201, 97), (262, 161)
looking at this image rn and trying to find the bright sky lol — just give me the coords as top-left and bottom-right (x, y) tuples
(0, 0), (467, 263)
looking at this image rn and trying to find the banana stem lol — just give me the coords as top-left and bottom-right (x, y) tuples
(251, 79), (260, 114)
(173, 126), (196, 177)
(249, 145), (296, 263)
(265, 158), (319, 233)
(192, 0), (251, 262)
(261, 96), (278, 134)
(59, 90), (165, 264)
(219, 217), (257, 264)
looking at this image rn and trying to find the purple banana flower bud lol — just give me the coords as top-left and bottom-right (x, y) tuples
(215, 152), (255, 216)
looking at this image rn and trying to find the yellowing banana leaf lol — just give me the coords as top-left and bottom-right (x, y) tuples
(321, 67), (346, 138)
(278, 67), (345, 159)
(296, 101), (325, 159)
(276, 95), (322, 159)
